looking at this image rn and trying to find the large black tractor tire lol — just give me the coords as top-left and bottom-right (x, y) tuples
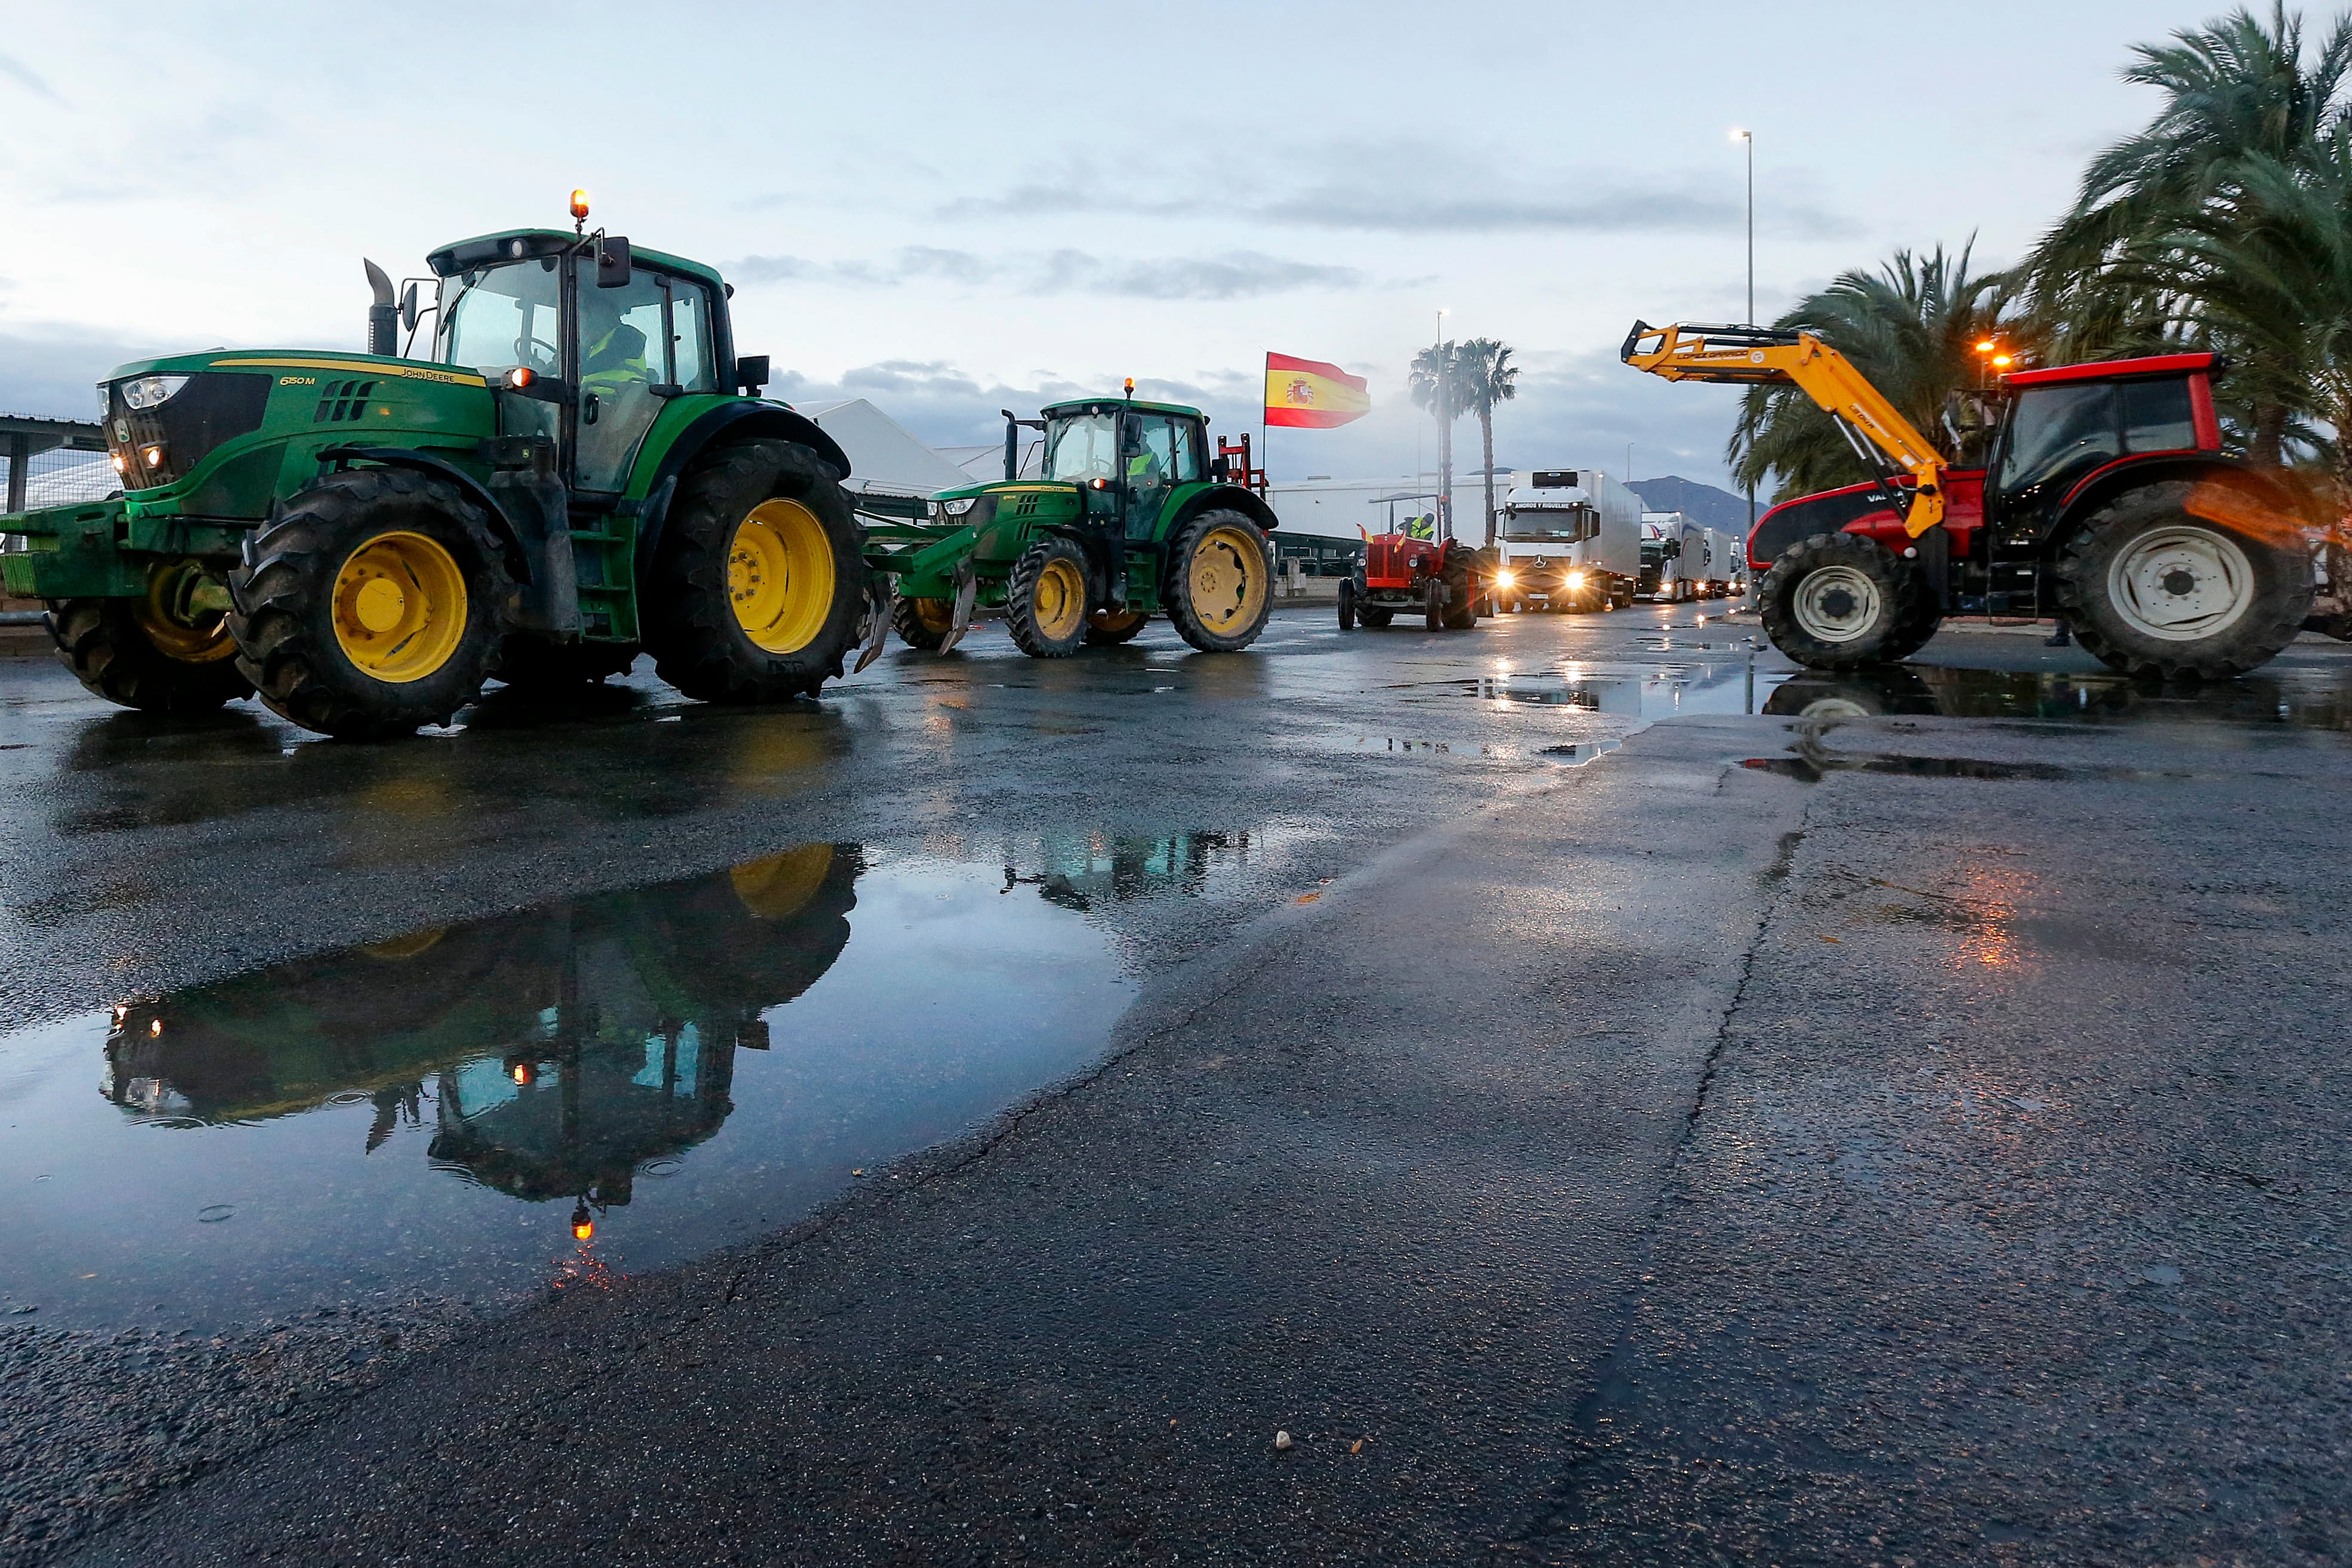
(893, 595), (956, 652)
(1085, 608), (1150, 646)
(1336, 577), (1357, 631)
(1441, 545), (1479, 629)
(47, 594), (251, 714)
(494, 634), (639, 688)
(1165, 508), (1274, 653)
(1005, 536), (1091, 658)
(1757, 531), (1937, 670)
(228, 468), (513, 739)
(643, 440), (866, 703)
(1359, 606), (1394, 628)
(2054, 479), (2314, 680)
(1424, 579), (1444, 631)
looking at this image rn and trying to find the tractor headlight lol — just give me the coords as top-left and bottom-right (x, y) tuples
(942, 496), (977, 516)
(118, 375), (190, 411)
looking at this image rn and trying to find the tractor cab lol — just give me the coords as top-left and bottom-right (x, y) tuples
(1027, 399), (1211, 540)
(424, 227), (753, 494)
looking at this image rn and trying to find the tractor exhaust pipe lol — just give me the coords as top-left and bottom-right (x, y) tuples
(365, 259), (397, 358)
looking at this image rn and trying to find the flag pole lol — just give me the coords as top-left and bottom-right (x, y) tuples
(1259, 353), (1269, 493)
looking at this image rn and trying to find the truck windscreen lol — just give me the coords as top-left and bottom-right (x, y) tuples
(1504, 508), (1591, 542)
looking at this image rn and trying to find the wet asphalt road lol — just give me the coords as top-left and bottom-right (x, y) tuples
(4, 604), (2348, 1564)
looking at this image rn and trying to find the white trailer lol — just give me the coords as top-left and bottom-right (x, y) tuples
(1640, 511), (1702, 602)
(1495, 468), (1643, 613)
(1698, 527), (1737, 598)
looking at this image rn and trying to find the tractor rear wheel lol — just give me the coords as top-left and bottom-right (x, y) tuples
(1005, 536), (1091, 658)
(2055, 479), (2313, 679)
(228, 467), (512, 739)
(643, 440), (866, 702)
(1359, 606), (1394, 628)
(1757, 530), (1936, 669)
(494, 635), (638, 688)
(1165, 509), (1273, 653)
(1084, 607), (1150, 646)
(893, 595), (956, 652)
(48, 566), (252, 714)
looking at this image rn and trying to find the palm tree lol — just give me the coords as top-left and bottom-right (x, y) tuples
(2024, 2), (2352, 460)
(1729, 243), (2025, 502)
(1409, 342), (1469, 539)
(2154, 127), (2352, 481)
(1456, 339), (1520, 545)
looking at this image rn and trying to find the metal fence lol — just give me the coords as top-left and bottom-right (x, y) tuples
(1, 444), (116, 511)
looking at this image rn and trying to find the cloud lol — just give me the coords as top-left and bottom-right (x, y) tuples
(727, 247), (1366, 300)
(0, 53), (58, 103)
(938, 142), (1857, 239)
(0, 326), (157, 421)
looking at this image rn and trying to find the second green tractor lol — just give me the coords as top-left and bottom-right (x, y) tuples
(865, 397), (1280, 658)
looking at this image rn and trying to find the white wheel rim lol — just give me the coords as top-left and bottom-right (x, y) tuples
(2106, 525), (2255, 642)
(1791, 564), (1882, 644)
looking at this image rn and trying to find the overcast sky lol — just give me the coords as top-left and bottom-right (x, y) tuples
(0, 0), (2250, 488)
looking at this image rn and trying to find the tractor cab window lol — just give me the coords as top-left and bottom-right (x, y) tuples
(1043, 413), (1119, 483)
(1996, 383), (2118, 498)
(1121, 415), (1181, 539)
(2120, 376), (2196, 453)
(439, 258), (563, 378)
(573, 260), (669, 492)
(668, 283), (717, 393)
(1169, 419), (1205, 483)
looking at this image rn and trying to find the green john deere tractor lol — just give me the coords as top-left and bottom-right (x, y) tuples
(0, 198), (882, 738)
(864, 392), (1280, 658)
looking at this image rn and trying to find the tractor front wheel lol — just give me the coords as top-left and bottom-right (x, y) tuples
(2055, 479), (2313, 679)
(892, 595), (956, 652)
(49, 564), (252, 714)
(643, 440), (866, 702)
(1166, 510), (1273, 653)
(229, 468), (512, 739)
(1084, 607), (1150, 646)
(1005, 536), (1091, 658)
(1756, 531), (1937, 669)
(1336, 578), (1357, 630)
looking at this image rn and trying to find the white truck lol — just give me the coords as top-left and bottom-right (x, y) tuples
(1697, 527), (1738, 598)
(1495, 468), (1642, 613)
(1640, 511), (1703, 602)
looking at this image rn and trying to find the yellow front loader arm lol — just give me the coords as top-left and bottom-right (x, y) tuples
(1621, 321), (1947, 538)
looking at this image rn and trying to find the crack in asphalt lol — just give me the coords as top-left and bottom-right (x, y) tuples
(1497, 788), (1814, 1557)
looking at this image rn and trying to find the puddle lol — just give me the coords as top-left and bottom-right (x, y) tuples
(0, 844), (1139, 1329)
(1455, 660), (1784, 718)
(1763, 663), (2352, 730)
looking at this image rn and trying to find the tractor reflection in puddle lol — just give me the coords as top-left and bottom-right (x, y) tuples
(100, 845), (861, 1257)
(1764, 664), (2352, 729)
(999, 829), (1261, 913)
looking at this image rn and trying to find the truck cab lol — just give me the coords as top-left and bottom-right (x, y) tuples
(1640, 511), (1700, 602)
(1498, 468), (1642, 612)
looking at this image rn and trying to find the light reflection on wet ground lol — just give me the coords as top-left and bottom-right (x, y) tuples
(0, 837), (1294, 1329)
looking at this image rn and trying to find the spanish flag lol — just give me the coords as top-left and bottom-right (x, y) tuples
(1264, 352), (1371, 429)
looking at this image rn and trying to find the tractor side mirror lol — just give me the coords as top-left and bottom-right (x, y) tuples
(399, 281), (421, 334)
(1210, 456), (1230, 481)
(595, 236), (633, 288)
(736, 354), (771, 395)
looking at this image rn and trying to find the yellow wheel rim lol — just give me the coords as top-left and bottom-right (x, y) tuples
(1033, 556), (1087, 642)
(134, 558), (239, 664)
(332, 531), (468, 683)
(1188, 525), (1267, 636)
(730, 844), (835, 920)
(730, 499), (837, 655)
(909, 597), (955, 634)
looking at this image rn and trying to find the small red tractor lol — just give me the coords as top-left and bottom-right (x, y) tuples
(1339, 520), (1489, 631)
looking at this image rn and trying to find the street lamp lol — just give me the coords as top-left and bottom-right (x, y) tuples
(1434, 307), (1450, 541)
(1732, 128), (1755, 542)
(1731, 129), (1753, 325)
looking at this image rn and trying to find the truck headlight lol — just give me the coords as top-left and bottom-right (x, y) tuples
(118, 375), (190, 411)
(1566, 570), (1588, 589)
(1495, 569), (1517, 588)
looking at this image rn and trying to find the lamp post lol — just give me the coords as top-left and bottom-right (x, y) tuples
(1733, 127), (1755, 542)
